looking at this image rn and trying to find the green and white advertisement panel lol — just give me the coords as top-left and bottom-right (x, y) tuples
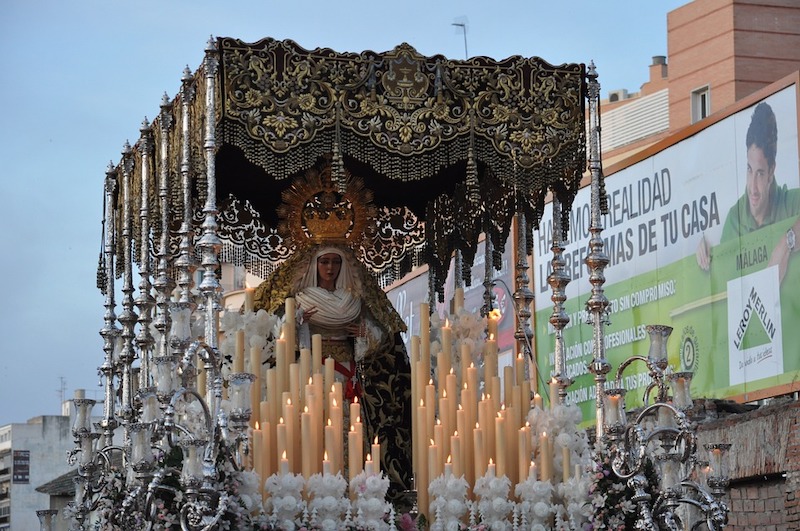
(533, 81), (800, 422)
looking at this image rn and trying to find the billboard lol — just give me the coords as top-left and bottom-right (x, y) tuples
(532, 79), (800, 422)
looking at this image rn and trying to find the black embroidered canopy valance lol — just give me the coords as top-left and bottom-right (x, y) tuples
(110, 37), (591, 299)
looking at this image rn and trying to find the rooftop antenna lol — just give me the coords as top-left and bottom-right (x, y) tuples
(452, 17), (469, 59)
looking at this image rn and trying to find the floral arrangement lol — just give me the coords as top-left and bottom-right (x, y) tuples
(305, 471), (350, 530)
(472, 471), (513, 529)
(219, 307), (281, 376)
(428, 472), (469, 530)
(349, 470), (394, 530)
(587, 444), (658, 531)
(514, 476), (555, 529)
(264, 471), (307, 530)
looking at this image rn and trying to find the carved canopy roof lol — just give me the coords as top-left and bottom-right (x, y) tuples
(112, 37), (590, 299)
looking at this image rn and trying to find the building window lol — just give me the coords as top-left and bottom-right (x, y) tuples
(691, 86), (711, 123)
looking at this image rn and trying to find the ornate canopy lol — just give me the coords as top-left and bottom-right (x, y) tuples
(111, 37), (591, 299)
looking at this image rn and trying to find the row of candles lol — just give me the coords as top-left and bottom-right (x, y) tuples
(410, 302), (575, 519)
(208, 292), (576, 518)
(228, 291), (377, 485)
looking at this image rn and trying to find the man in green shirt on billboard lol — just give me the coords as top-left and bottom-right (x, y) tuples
(697, 101), (800, 283)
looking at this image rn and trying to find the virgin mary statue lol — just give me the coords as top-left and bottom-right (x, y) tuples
(252, 164), (413, 500)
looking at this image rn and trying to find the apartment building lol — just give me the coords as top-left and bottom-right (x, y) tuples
(600, 0), (800, 167)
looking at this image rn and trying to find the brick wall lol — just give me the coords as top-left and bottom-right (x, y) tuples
(726, 476), (786, 530)
(694, 397), (800, 530)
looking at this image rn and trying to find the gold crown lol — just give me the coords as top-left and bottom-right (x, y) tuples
(277, 161), (375, 248)
(302, 191), (355, 243)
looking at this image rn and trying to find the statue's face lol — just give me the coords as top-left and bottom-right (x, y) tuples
(317, 253), (342, 286)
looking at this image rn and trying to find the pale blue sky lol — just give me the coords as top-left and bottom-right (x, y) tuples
(0, 0), (687, 425)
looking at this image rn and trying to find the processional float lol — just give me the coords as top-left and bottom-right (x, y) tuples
(52, 36), (731, 530)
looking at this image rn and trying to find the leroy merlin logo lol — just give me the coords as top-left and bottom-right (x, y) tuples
(727, 266), (783, 386)
(732, 286), (776, 350)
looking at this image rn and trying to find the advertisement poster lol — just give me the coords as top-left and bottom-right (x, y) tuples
(532, 82), (800, 423)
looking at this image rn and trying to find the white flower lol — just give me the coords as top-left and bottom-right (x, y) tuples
(556, 432), (573, 449)
(620, 499), (636, 514)
(445, 499), (467, 517)
(250, 334), (266, 350)
(319, 518), (338, 531)
(533, 501), (552, 518)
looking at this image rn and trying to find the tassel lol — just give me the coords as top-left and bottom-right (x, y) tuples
(466, 109), (480, 207)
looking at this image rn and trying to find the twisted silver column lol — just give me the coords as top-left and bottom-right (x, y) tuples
(153, 95), (176, 366)
(584, 62), (611, 441)
(98, 164), (120, 449)
(512, 212), (535, 381)
(547, 198), (572, 405)
(118, 142), (138, 430)
(136, 119), (156, 391)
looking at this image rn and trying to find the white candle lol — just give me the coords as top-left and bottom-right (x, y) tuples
(441, 321), (452, 369)
(549, 378), (559, 410)
(285, 297), (297, 360)
(276, 336), (287, 395)
(253, 426), (263, 476)
(495, 413), (506, 478)
(234, 330), (245, 373)
(474, 423), (486, 478)
(606, 395), (620, 425)
(323, 450), (332, 476)
(365, 453), (376, 476)
(301, 409), (311, 479)
(371, 436), (381, 474)
(280, 450), (290, 476)
(324, 357), (335, 414)
(245, 288), (255, 313)
(331, 397), (343, 474)
(428, 442), (439, 481)
(349, 426), (362, 481)
(540, 431), (552, 482)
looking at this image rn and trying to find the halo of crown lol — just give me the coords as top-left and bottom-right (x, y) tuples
(277, 160), (377, 248)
